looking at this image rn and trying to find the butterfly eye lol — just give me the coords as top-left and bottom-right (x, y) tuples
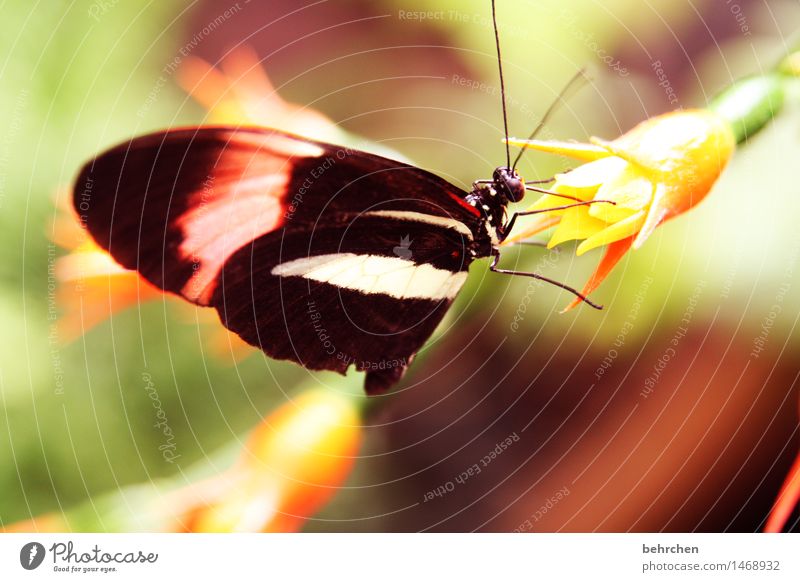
(493, 167), (526, 203)
(505, 174), (525, 202)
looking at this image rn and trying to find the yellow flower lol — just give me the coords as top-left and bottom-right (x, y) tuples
(505, 109), (735, 311)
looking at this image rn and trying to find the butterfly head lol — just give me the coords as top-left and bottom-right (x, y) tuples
(492, 167), (525, 203)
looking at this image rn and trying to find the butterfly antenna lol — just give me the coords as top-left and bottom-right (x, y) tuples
(491, 0), (511, 169)
(511, 68), (590, 172)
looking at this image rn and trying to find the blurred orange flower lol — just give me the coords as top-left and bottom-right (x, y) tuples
(764, 396), (800, 532)
(2, 387), (363, 533)
(176, 387), (363, 532)
(177, 46), (346, 143)
(1, 513), (68, 533)
(51, 194), (164, 342)
(177, 46), (407, 161)
(764, 452), (800, 533)
(52, 194), (254, 360)
(506, 109), (735, 311)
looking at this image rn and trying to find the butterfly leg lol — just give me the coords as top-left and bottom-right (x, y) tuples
(524, 185), (583, 201)
(508, 240), (548, 248)
(489, 249), (603, 310)
(471, 179), (494, 191)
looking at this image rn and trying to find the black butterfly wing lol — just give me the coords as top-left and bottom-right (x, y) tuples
(217, 217), (474, 393)
(74, 126), (483, 392)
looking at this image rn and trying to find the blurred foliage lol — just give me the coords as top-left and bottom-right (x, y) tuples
(0, 0), (285, 523)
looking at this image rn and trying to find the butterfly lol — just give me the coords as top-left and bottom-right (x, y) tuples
(72, 2), (603, 394)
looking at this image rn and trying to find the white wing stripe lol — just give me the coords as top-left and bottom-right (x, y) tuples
(362, 210), (473, 239)
(271, 253), (467, 300)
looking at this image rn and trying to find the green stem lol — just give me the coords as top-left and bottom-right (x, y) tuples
(708, 74), (785, 144)
(709, 38), (800, 145)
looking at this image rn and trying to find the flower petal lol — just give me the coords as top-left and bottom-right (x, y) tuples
(176, 56), (242, 117)
(506, 138), (612, 161)
(500, 215), (560, 246)
(593, 110), (735, 180)
(527, 192), (574, 215)
(545, 156), (628, 203)
(589, 165), (653, 223)
(562, 236), (634, 313)
(576, 210), (646, 255)
(56, 250), (130, 280)
(548, 207), (607, 248)
(522, 157), (628, 218)
(632, 183), (669, 249)
(555, 156), (628, 190)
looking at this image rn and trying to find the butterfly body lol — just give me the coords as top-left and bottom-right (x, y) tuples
(74, 127), (525, 393)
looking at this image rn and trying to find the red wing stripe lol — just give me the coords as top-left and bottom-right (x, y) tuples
(448, 191), (481, 218)
(179, 195), (284, 304)
(175, 136), (318, 303)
